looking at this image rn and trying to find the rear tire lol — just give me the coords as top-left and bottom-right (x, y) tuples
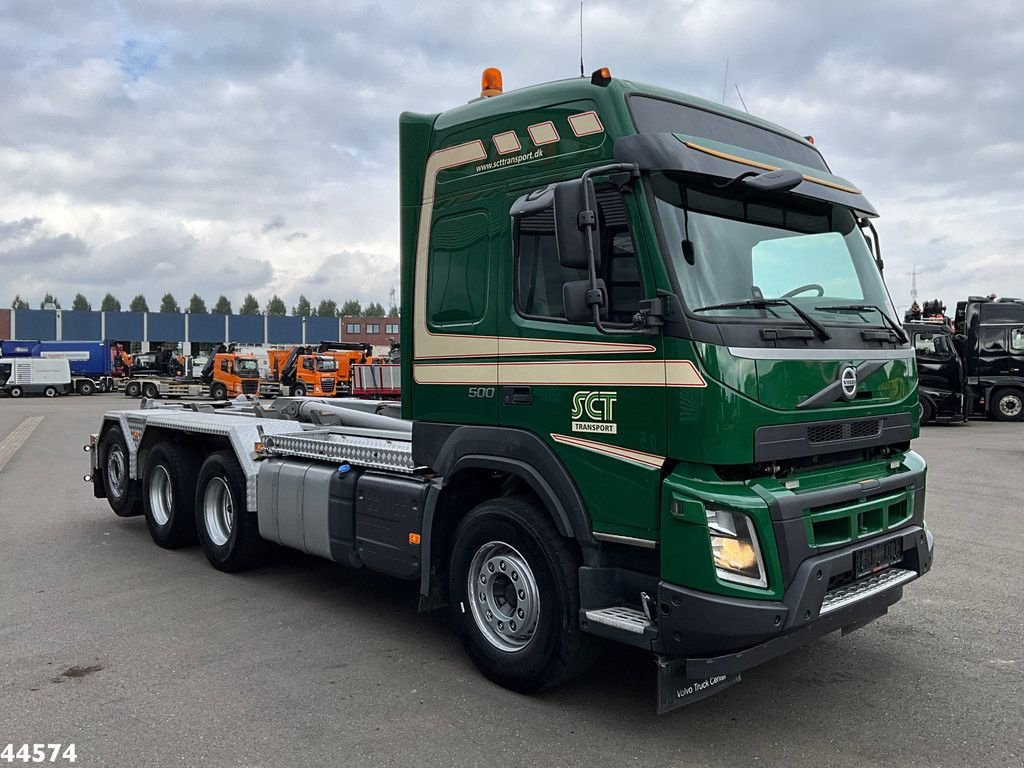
(9, 386), (23, 398)
(195, 451), (270, 572)
(43, 386), (58, 398)
(142, 443), (201, 548)
(125, 381), (142, 398)
(991, 388), (1024, 422)
(448, 496), (597, 694)
(77, 380), (95, 396)
(143, 383), (160, 399)
(99, 428), (142, 517)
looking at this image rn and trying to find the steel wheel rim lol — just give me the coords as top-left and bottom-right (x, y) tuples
(203, 477), (233, 546)
(107, 446), (126, 497)
(467, 540), (540, 653)
(1000, 395), (1022, 417)
(149, 465), (173, 526)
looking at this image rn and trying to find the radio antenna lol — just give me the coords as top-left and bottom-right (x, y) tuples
(579, 2), (585, 77)
(734, 83), (749, 112)
(721, 57), (729, 104)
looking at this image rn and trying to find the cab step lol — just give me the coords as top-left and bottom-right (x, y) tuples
(584, 606), (653, 635)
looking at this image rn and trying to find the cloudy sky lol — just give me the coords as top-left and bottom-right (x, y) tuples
(1, 0), (1022, 314)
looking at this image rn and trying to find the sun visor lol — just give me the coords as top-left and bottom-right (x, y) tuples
(614, 132), (878, 217)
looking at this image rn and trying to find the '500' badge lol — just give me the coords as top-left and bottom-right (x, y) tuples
(571, 391), (618, 434)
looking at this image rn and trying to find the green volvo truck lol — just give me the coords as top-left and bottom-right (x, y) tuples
(86, 68), (933, 712)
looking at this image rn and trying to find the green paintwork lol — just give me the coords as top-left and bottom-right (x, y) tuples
(398, 73), (926, 602)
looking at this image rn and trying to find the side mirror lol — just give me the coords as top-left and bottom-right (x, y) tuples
(563, 279), (606, 324)
(554, 179), (600, 270)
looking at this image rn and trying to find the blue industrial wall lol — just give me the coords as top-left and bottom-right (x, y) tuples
(307, 315), (339, 342)
(6, 309), (340, 346)
(148, 312), (187, 342)
(60, 310), (102, 340)
(188, 313), (225, 343)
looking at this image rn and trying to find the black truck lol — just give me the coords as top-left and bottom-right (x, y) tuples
(953, 297), (1024, 421)
(905, 320), (965, 423)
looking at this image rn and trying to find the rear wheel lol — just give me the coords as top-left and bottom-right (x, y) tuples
(99, 428), (142, 517)
(195, 451), (270, 572)
(125, 381), (142, 398)
(991, 388), (1024, 422)
(448, 496), (597, 693)
(142, 443), (201, 548)
(143, 382), (160, 399)
(8, 386), (23, 398)
(77, 380), (95, 396)
(43, 386), (58, 398)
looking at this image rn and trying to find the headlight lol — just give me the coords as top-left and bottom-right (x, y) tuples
(706, 508), (768, 588)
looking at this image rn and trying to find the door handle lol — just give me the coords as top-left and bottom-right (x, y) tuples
(502, 386), (532, 405)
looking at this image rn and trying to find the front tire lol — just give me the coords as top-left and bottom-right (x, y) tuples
(210, 383), (227, 400)
(143, 382), (160, 399)
(448, 496), (596, 694)
(920, 398), (935, 425)
(8, 386), (23, 398)
(291, 383), (307, 397)
(99, 428), (142, 517)
(142, 443), (201, 548)
(77, 380), (95, 396)
(991, 388), (1024, 422)
(195, 451), (270, 572)
(125, 381), (142, 398)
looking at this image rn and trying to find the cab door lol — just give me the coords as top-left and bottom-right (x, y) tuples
(496, 182), (667, 541)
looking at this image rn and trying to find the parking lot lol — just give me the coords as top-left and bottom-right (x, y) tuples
(1, 394), (1021, 767)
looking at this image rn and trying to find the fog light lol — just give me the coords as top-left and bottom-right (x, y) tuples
(706, 508), (768, 588)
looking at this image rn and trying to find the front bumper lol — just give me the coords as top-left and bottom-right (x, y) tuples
(657, 524), (933, 666)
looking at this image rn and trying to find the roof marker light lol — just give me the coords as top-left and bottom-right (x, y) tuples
(803, 135), (815, 145)
(591, 67), (612, 86)
(481, 67), (503, 98)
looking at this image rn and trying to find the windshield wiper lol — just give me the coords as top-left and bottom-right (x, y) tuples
(814, 303), (908, 343)
(693, 298), (831, 341)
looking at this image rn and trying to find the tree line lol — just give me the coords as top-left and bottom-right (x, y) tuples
(9, 292), (398, 318)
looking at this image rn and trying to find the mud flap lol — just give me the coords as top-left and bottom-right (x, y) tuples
(656, 658), (741, 714)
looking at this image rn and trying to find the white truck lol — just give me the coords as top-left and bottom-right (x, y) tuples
(1, 358), (72, 397)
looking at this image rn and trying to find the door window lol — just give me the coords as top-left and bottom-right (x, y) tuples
(515, 187), (642, 324)
(1011, 328), (1024, 351)
(428, 211), (490, 327)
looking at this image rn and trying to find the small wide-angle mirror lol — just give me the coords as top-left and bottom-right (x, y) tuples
(563, 278), (606, 324)
(741, 168), (803, 193)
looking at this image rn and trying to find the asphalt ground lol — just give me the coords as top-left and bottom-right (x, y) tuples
(0, 394), (1021, 767)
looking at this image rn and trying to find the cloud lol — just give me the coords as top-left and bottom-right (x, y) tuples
(0, 0), (1022, 315)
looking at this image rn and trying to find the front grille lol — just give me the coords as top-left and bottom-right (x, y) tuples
(241, 380), (258, 394)
(321, 378), (335, 393)
(807, 489), (913, 548)
(808, 418), (882, 444)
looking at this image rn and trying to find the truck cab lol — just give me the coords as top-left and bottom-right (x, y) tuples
(208, 352), (261, 398)
(267, 347), (338, 397)
(905, 320), (965, 423)
(955, 297), (1024, 420)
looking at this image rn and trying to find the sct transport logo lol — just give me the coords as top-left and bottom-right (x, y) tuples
(571, 391), (618, 434)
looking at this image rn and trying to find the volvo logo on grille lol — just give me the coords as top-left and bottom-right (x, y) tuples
(839, 365), (858, 400)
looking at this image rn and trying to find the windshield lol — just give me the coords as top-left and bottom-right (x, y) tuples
(236, 358), (259, 375)
(650, 173), (898, 327)
(316, 358), (338, 372)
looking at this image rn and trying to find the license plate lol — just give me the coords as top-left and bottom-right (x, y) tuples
(853, 539), (903, 579)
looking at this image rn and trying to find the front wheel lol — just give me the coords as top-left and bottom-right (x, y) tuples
(99, 428), (142, 517)
(210, 383), (227, 400)
(77, 380), (95, 396)
(143, 382), (160, 399)
(290, 383), (307, 397)
(8, 386), (23, 398)
(991, 388), (1024, 422)
(920, 398), (935, 425)
(195, 451), (270, 572)
(125, 381), (142, 398)
(448, 496), (597, 693)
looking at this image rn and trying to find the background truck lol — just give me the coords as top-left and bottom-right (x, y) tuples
(266, 346), (339, 397)
(2, 357), (72, 397)
(0, 339), (117, 394)
(85, 67), (933, 712)
(953, 296), (1024, 420)
(126, 345), (260, 400)
(905, 320), (966, 423)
